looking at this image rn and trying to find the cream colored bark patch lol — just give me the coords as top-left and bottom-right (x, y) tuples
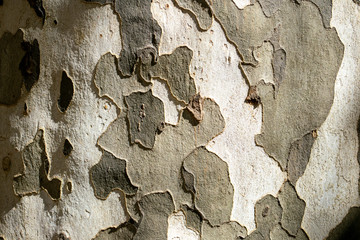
(167, 211), (200, 240)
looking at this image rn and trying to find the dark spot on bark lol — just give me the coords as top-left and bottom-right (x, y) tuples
(66, 181), (72, 193)
(54, 19), (58, 25)
(2, 156), (11, 172)
(27, 0), (45, 23)
(245, 85), (261, 107)
(63, 139), (73, 156)
(0, 30), (34, 105)
(354, 0), (360, 5)
(0, 0), (3, 6)
(255, 194), (282, 239)
(326, 207), (360, 240)
(58, 71), (74, 113)
(56, 232), (70, 240)
(90, 150), (137, 199)
(20, 39), (40, 91)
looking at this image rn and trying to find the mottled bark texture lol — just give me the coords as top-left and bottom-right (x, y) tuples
(0, 0), (358, 239)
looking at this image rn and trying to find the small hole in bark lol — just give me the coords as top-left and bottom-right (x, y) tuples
(58, 71), (74, 113)
(66, 181), (72, 192)
(2, 156), (11, 171)
(63, 139), (73, 156)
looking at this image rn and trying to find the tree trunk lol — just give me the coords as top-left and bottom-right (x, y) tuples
(0, 0), (359, 239)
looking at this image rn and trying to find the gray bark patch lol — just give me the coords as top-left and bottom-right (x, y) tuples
(133, 192), (175, 240)
(125, 90), (165, 149)
(13, 129), (62, 200)
(278, 182), (306, 236)
(114, 0), (162, 76)
(92, 221), (137, 240)
(254, 0), (344, 170)
(93, 52), (151, 110)
(90, 150), (138, 199)
(140, 46), (196, 103)
(180, 204), (202, 233)
(254, 194), (282, 239)
(173, 0), (213, 31)
(307, 0), (332, 28)
(202, 220), (247, 240)
(57, 71), (74, 113)
(287, 132), (316, 185)
(183, 147), (234, 226)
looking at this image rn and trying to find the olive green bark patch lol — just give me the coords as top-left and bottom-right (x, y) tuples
(0, 30), (25, 105)
(98, 98), (225, 214)
(326, 207), (360, 240)
(180, 205), (202, 233)
(278, 182), (305, 236)
(58, 71), (74, 113)
(255, 0), (344, 170)
(125, 90), (165, 149)
(210, 1), (275, 64)
(308, 0), (332, 28)
(13, 129), (62, 200)
(183, 147), (234, 226)
(202, 220), (247, 240)
(93, 52), (150, 110)
(140, 46), (196, 103)
(114, 0), (162, 76)
(90, 150), (137, 199)
(173, 0), (213, 31)
(287, 132), (316, 185)
(255, 194), (282, 239)
(133, 192), (175, 240)
(92, 222), (137, 240)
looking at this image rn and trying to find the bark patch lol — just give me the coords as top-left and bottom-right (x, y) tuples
(90, 150), (138, 199)
(13, 129), (62, 200)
